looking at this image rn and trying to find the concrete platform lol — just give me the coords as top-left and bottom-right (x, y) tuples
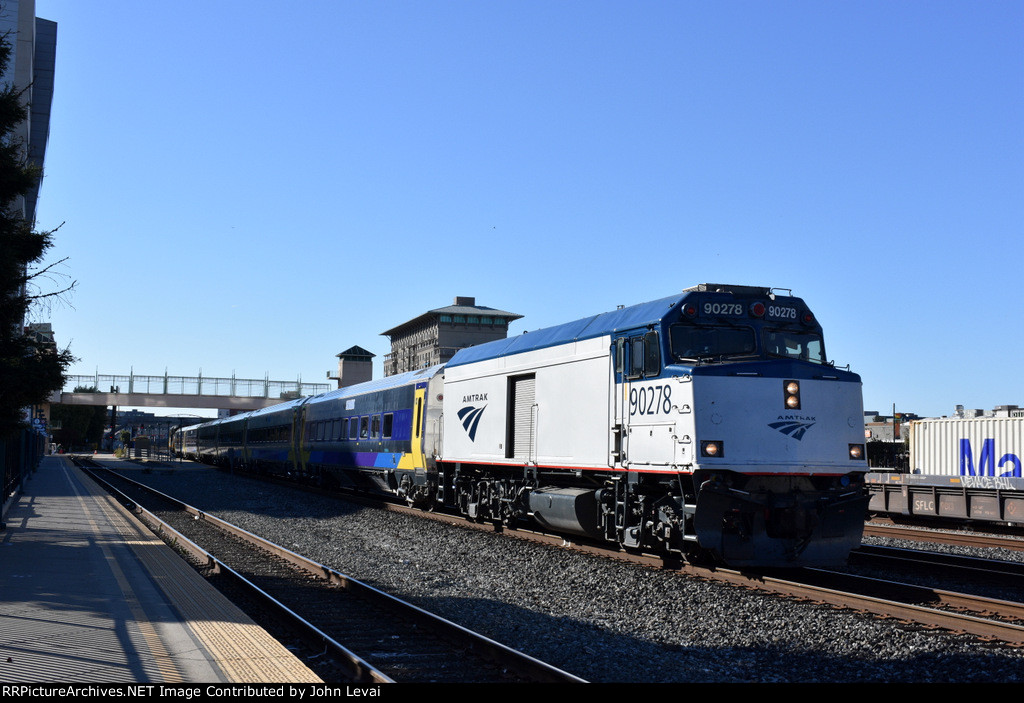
(0, 455), (322, 683)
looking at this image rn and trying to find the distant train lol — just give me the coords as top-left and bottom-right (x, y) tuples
(867, 416), (1024, 526)
(173, 284), (869, 568)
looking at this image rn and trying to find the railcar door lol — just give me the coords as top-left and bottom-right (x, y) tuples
(620, 330), (677, 468)
(506, 373), (537, 463)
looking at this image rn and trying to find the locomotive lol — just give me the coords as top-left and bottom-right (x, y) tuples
(174, 284), (869, 568)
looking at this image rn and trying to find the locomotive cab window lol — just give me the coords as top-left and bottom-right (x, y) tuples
(628, 337), (645, 379)
(763, 330), (825, 364)
(669, 323), (756, 362)
(644, 330), (661, 376)
(625, 331), (662, 379)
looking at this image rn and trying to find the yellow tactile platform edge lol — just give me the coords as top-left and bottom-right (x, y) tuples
(77, 463), (322, 683)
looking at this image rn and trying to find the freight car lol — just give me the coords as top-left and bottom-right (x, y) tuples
(173, 284), (870, 568)
(866, 416), (1024, 525)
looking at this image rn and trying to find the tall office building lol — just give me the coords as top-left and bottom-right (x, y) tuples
(0, 0), (56, 227)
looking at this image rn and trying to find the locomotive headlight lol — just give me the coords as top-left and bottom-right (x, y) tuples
(701, 440), (724, 458)
(784, 380), (801, 409)
(849, 444), (865, 460)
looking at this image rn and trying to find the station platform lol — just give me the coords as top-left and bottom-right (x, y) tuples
(0, 455), (322, 684)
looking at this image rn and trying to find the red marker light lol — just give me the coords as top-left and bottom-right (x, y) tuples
(750, 302), (766, 317)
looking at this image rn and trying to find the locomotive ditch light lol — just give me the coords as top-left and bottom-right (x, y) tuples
(701, 440), (724, 458)
(784, 380), (801, 409)
(849, 444), (865, 460)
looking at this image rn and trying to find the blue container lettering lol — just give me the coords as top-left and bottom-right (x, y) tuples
(959, 438), (1022, 478)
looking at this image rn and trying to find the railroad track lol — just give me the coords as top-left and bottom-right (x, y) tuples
(71, 458), (585, 684)
(864, 521), (1024, 552)
(364, 489), (1024, 647)
(97, 456), (1024, 653)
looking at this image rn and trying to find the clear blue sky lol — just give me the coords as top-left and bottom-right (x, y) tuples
(30, 1), (1023, 419)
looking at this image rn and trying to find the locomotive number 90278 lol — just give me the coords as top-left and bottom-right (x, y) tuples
(630, 384), (673, 416)
(702, 302), (743, 316)
(767, 305), (798, 320)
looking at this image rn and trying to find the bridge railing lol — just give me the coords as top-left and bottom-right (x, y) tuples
(64, 372), (330, 400)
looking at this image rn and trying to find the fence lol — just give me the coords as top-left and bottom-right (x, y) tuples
(2, 428), (44, 516)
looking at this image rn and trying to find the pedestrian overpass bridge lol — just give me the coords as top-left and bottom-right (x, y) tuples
(51, 371), (332, 412)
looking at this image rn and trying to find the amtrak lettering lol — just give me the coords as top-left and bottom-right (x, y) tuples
(463, 394), (488, 403)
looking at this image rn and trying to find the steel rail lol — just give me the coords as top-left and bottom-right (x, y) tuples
(377, 496), (1024, 645)
(83, 461), (586, 684)
(76, 460), (393, 684)
(864, 522), (1024, 552)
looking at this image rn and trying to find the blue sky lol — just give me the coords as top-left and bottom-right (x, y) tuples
(30, 1), (1023, 419)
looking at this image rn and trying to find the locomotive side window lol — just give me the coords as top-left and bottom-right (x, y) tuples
(644, 330), (661, 376)
(628, 337), (645, 379)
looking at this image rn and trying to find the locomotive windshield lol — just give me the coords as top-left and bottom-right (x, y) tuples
(763, 329), (826, 364)
(669, 324), (757, 362)
(669, 324), (827, 365)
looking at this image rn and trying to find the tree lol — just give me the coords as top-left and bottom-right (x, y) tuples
(50, 387), (106, 450)
(0, 29), (73, 438)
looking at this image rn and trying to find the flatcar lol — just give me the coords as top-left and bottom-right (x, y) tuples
(867, 416), (1024, 526)
(173, 284), (869, 568)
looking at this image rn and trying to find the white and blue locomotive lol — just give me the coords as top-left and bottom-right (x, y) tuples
(175, 284), (868, 568)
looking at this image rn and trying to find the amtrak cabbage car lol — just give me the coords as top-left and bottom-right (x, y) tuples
(439, 284), (868, 567)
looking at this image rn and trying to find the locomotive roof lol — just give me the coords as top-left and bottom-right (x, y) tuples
(446, 285), (796, 368)
(446, 292), (687, 368)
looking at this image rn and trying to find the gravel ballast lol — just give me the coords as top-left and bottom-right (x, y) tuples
(115, 460), (1024, 683)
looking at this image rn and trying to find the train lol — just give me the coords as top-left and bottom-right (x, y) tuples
(867, 416), (1024, 526)
(172, 284), (870, 568)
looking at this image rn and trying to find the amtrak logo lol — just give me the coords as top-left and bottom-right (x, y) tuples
(768, 418), (816, 440)
(458, 405), (486, 441)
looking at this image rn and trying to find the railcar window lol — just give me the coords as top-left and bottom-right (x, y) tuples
(669, 324), (756, 362)
(359, 416), (369, 439)
(763, 330), (826, 364)
(349, 418), (359, 440)
(371, 415), (381, 439)
(342, 418), (349, 440)
(383, 413), (393, 439)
